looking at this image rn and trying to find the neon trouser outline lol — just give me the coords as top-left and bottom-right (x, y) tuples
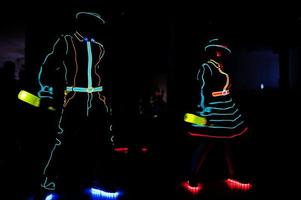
(41, 108), (65, 191)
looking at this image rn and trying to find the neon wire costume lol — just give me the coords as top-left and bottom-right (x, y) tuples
(35, 12), (117, 198)
(182, 38), (252, 194)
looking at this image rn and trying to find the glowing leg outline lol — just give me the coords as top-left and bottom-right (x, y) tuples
(41, 108), (65, 191)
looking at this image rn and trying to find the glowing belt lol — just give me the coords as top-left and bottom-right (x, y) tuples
(184, 113), (207, 126)
(212, 90), (230, 97)
(66, 86), (103, 93)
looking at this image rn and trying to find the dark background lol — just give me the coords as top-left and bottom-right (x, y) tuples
(0, 0), (300, 199)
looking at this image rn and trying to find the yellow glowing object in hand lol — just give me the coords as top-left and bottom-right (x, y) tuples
(184, 113), (207, 126)
(48, 106), (56, 111)
(18, 90), (41, 107)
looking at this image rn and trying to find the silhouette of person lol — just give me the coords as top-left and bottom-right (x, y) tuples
(181, 38), (252, 195)
(0, 61), (18, 199)
(32, 12), (118, 199)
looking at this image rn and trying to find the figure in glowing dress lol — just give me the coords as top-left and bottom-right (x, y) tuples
(182, 38), (252, 195)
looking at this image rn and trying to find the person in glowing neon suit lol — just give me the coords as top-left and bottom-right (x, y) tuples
(34, 12), (117, 199)
(182, 38), (252, 194)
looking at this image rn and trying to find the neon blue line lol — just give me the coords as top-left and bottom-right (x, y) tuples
(204, 44), (231, 54)
(209, 98), (233, 105)
(192, 120), (244, 129)
(66, 86), (103, 92)
(64, 35), (69, 55)
(62, 61), (68, 83)
(57, 109), (64, 134)
(204, 63), (213, 75)
(94, 41), (105, 60)
(87, 93), (93, 116)
(86, 94), (90, 116)
(210, 114), (242, 122)
(208, 38), (219, 43)
(199, 65), (206, 110)
(42, 38), (61, 65)
(41, 177), (56, 191)
(89, 93), (93, 109)
(75, 12), (106, 24)
(197, 63), (212, 80)
(41, 109), (65, 191)
(87, 41), (93, 88)
(38, 37), (60, 98)
(199, 108), (239, 116)
(86, 93), (91, 116)
(38, 67), (44, 89)
(43, 138), (61, 175)
(208, 103), (236, 111)
(90, 188), (120, 199)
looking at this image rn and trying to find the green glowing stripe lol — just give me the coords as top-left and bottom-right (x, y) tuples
(87, 41), (93, 88)
(18, 90), (41, 107)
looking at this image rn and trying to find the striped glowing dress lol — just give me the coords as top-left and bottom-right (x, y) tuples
(186, 59), (248, 138)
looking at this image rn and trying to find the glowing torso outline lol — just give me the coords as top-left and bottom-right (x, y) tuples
(38, 32), (110, 191)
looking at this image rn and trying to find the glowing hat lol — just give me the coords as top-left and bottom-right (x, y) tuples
(204, 38), (231, 55)
(75, 12), (106, 24)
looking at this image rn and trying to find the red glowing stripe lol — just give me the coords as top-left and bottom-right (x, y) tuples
(188, 127), (248, 139)
(225, 178), (252, 191)
(212, 90), (230, 97)
(114, 147), (128, 153)
(181, 181), (203, 195)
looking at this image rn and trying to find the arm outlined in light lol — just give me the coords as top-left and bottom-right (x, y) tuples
(38, 37), (61, 99)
